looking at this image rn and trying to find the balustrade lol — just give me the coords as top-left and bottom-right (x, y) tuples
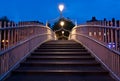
(70, 25), (120, 80)
(0, 25), (55, 80)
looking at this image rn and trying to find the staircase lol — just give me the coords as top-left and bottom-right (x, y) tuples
(4, 40), (116, 81)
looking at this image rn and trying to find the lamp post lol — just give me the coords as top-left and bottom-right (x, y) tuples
(58, 4), (64, 18)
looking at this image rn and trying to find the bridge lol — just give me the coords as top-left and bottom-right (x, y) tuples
(0, 23), (120, 81)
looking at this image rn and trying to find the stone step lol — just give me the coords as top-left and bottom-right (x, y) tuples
(32, 51), (90, 55)
(16, 65), (104, 71)
(13, 69), (109, 75)
(38, 46), (85, 49)
(35, 49), (88, 52)
(41, 41), (80, 45)
(43, 41), (78, 44)
(31, 52), (91, 56)
(27, 56), (95, 60)
(40, 44), (83, 47)
(4, 74), (115, 81)
(25, 59), (96, 63)
(20, 61), (100, 67)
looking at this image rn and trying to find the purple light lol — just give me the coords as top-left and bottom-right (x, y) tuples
(108, 42), (116, 48)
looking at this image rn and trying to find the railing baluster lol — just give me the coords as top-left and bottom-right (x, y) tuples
(11, 29), (14, 46)
(14, 29), (17, 44)
(119, 30), (120, 52)
(107, 28), (110, 43)
(7, 30), (10, 48)
(104, 28), (107, 43)
(115, 29), (118, 50)
(3, 30), (6, 50)
(110, 29), (113, 49)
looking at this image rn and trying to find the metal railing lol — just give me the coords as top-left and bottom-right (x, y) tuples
(0, 25), (55, 80)
(71, 25), (120, 52)
(70, 25), (120, 81)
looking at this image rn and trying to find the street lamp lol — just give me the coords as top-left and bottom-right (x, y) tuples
(60, 21), (64, 27)
(58, 4), (64, 17)
(62, 31), (64, 35)
(59, 4), (64, 12)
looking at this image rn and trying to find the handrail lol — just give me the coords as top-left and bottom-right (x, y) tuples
(73, 25), (120, 30)
(0, 25), (54, 52)
(71, 25), (120, 52)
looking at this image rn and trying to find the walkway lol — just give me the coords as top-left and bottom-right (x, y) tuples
(4, 40), (116, 81)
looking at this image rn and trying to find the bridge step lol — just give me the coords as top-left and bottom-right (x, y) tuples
(40, 46), (84, 49)
(35, 49), (88, 52)
(20, 62), (100, 66)
(41, 44), (83, 46)
(31, 51), (91, 55)
(4, 74), (115, 81)
(13, 70), (109, 75)
(4, 40), (116, 81)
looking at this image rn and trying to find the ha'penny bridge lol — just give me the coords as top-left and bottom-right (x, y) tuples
(0, 22), (120, 81)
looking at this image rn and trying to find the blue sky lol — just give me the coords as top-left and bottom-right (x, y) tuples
(0, 0), (120, 24)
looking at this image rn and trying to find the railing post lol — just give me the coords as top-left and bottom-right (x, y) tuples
(4, 21), (6, 28)
(118, 30), (120, 51)
(97, 27), (99, 40)
(106, 21), (109, 26)
(11, 29), (14, 46)
(8, 22), (10, 27)
(111, 29), (114, 49)
(3, 21), (6, 50)
(12, 22), (14, 27)
(115, 20), (116, 27)
(14, 29), (17, 44)
(115, 29), (118, 50)
(98, 28), (102, 41)
(103, 28), (105, 42)
(107, 29), (110, 43)
(104, 28), (107, 43)
(3, 29), (5, 50)
(93, 27), (96, 39)
(8, 30), (10, 48)
(104, 20), (106, 26)
(16, 29), (19, 43)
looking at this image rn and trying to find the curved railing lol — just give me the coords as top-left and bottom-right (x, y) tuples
(0, 25), (55, 80)
(70, 25), (120, 81)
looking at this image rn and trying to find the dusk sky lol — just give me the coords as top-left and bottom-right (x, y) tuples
(0, 0), (120, 24)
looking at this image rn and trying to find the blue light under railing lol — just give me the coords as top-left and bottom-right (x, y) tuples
(108, 42), (116, 48)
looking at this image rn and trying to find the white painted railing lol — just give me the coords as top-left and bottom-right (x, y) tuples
(70, 25), (120, 81)
(0, 25), (55, 80)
